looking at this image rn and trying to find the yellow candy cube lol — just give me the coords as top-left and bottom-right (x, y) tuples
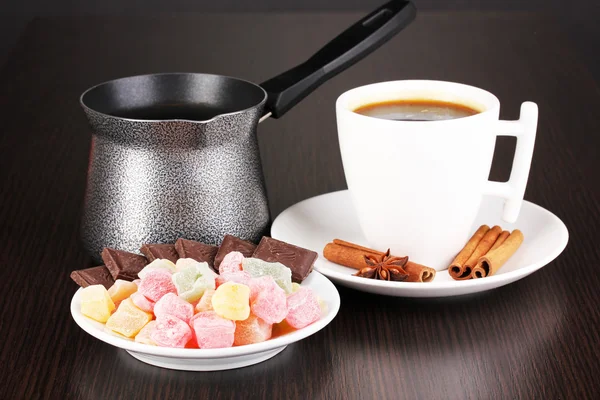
(103, 326), (133, 341)
(107, 279), (138, 306)
(105, 298), (152, 338)
(135, 321), (157, 345)
(211, 282), (250, 321)
(80, 285), (115, 323)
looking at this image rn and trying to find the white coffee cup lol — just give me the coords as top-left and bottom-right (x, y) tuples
(336, 80), (537, 271)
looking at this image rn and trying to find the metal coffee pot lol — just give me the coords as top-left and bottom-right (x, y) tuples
(79, 1), (416, 261)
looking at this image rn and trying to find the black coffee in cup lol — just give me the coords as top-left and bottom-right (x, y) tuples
(354, 99), (480, 121)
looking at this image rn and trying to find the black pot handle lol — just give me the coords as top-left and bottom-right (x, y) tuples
(260, 0), (416, 119)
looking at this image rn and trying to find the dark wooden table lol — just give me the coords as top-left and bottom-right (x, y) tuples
(1, 11), (599, 400)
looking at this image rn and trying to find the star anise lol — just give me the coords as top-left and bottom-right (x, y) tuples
(354, 249), (409, 281)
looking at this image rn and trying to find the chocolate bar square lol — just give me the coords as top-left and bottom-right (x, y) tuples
(252, 237), (317, 283)
(214, 235), (256, 270)
(102, 248), (149, 281)
(140, 243), (179, 263)
(70, 266), (115, 289)
(175, 238), (218, 270)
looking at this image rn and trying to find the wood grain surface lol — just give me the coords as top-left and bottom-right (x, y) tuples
(0, 11), (599, 400)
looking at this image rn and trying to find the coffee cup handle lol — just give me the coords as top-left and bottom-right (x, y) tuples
(484, 101), (538, 223)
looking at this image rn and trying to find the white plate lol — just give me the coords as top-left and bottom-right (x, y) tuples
(271, 190), (568, 297)
(71, 271), (340, 371)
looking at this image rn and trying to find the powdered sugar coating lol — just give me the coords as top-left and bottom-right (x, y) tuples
(137, 259), (176, 279)
(191, 311), (236, 349)
(242, 258), (292, 294)
(130, 291), (155, 313)
(151, 314), (193, 348)
(219, 251), (245, 275)
(249, 276), (287, 324)
(172, 261), (216, 303)
(285, 287), (321, 329)
(153, 293), (194, 323)
(138, 270), (177, 302)
(216, 270), (253, 287)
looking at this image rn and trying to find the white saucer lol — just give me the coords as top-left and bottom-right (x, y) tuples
(71, 271), (340, 371)
(271, 190), (568, 298)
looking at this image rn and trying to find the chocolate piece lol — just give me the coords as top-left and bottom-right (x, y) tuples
(140, 243), (179, 263)
(252, 237), (317, 283)
(175, 238), (218, 270)
(102, 248), (149, 281)
(70, 266), (115, 289)
(214, 235), (257, 270)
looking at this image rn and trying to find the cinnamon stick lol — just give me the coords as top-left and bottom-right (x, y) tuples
(449, 225), (489, 280)
(463, 225), (503, 270)
(332, 239), (382, 256)
(323, 240), (435, 283)
(403, 261), (436, 282)
(488, 230), (510, 252)
(323, 242), (379, 270)
(471, 230), (524, 278)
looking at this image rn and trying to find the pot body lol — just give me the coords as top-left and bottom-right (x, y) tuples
(80, 73), (269, 262)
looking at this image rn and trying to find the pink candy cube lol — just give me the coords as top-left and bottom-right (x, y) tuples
(285, 287), (321, 329)
(216, 271), (253, 287)
(151, 314), (192, 348)
(234, 314), (272, 346)
(250, 276), (287, 324)
(190, 311), (236, 349)
(154, 293), (194, 323)
(131, 292), (155, 313)
(219, 251), (244, 275)
(138, 270), (177, 302)
(248, 276), (272, 301)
